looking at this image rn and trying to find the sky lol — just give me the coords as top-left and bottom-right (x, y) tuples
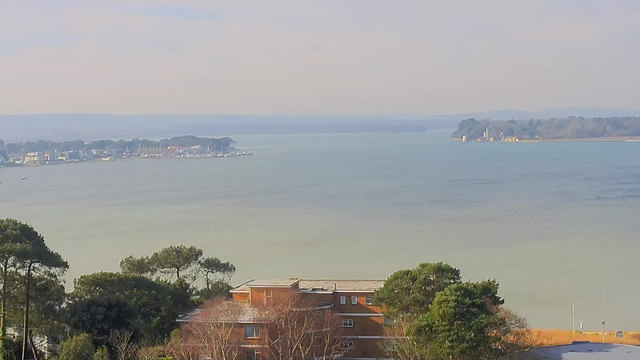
(0, 0), (639, 115)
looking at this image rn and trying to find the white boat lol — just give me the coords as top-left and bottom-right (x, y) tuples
(21, 176), (28, 180)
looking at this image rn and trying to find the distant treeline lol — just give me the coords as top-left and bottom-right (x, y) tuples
(0, 135), (235, 153)
(452, 116), (640, 140)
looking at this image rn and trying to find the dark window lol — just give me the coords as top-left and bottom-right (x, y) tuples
(245, 325), (260, 338)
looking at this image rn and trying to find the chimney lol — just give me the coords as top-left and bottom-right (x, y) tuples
(334, 283), (337, 290)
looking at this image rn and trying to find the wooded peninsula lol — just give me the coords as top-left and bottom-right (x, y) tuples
(451, 116), (640, 142)
(1, 135), (235, 154)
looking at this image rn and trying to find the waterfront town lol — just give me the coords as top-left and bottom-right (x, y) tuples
(0, 136), (253, 167)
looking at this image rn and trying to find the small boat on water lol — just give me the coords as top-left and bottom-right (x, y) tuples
(21, 176), (28, 180)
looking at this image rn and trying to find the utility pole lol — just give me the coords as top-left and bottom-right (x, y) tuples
(601, 289), (606, 343)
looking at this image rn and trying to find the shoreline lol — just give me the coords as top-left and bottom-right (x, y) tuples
(454, 136), (640, 143)
(1, 152), (254, 168)
(521, 136), (640, 143)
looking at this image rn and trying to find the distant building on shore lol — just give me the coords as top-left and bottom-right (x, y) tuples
(24, 152), (44, 165)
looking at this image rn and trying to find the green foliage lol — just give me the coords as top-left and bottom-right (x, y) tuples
(3, 136), (235, 154)
(120, 247), (236, 303)
(7, 273), (67, 338)
(452, 116), (640, 141)
(0, 219), (37, 336)
(148, 245), (203, 280)
(66, 296), (137, 348)
(73, 245), (236, 344)
(1, 218), (68, 272)
(0, 337), (22, 360)
(92, 346), (109, 360)
(121, 245), (206, 282)
(198, 280), (233, 300)
(199, 257), (235, 280)
(412, 282), (499, 360)
(377, 263), (525, 360)
(58, 334), (95, 360)
(137, 345), (165, 360)
(199, 257), (235, 293)
(0, 218), (68, 360)
(0, 219), (47, 265)
(70, 272), (192, 342)
(374, 262), (461, 319)
(119, 256), (156, 277)
(2, 221), (236, 356)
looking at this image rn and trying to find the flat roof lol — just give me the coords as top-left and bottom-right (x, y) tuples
(247, 279), (300, 287)
(521, 343), (639, 359)
(300, 279), (384, 292)
(232, 278), (384, 293)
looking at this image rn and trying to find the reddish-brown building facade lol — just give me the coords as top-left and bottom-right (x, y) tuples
(179, 278), (388, 360)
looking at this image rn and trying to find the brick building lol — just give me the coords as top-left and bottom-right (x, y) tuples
(178, 278), (388, 360)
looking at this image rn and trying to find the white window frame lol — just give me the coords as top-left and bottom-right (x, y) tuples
(340, 296), (346, 305)
(342, 341), (354, 350)
(365, 296), (373, 305)
(244, 325), (260, 338)
(351, 296), (358, 305)
(341, 319), (354, 328)
(264, 289), (273, 307)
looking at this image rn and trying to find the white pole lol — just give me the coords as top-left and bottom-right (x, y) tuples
(572, 303), (575, 337)
(601, 290), (605, 343)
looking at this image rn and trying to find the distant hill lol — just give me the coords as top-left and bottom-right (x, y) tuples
(1, 107), (638, 141)
(451, 116), (640, 141)
(0, 114), (426, 141)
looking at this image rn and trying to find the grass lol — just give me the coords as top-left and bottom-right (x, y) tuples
(527, 329), (640, 347)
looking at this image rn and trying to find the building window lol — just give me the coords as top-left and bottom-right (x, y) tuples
(245, 325), (260, 338)
(365, 296), (373, 305)
(245, 350), (260, 360)
(351, 296), (358, 305)
(264, 289), (273, 307)
(341, 319), (354, 328)
(340, 296), (346, 305)
(342, 341), (354, 350)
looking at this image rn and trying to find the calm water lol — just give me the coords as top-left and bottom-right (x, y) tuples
(1, 130), (640, 330)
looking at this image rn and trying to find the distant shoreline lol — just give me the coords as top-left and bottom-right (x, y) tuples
(520, 136), (640, 143)
(451, 116), (640, 143)
(454, 136), (640, 143)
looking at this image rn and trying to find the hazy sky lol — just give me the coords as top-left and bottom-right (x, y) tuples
(1, 0), (639, 115)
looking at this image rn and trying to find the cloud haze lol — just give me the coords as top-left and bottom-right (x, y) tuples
(1, 0), (639, 114)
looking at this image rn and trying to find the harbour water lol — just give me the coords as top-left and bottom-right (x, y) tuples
(1, 129), (640, 330)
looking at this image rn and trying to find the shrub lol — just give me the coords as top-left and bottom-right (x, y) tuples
(93, 346), (109, 360)
(58, 334), (95, 360)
